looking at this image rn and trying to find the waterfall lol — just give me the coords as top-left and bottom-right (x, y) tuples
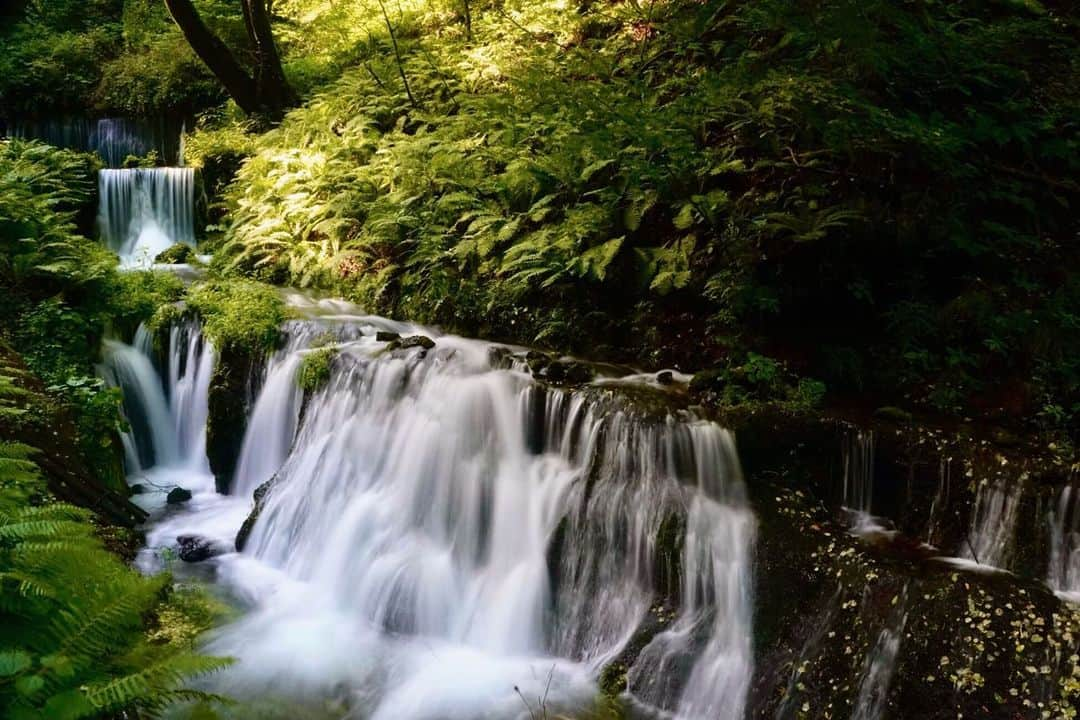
(1048, 484), (1080, 600)
(115, 306), (757, 719)
(98, 167), (195, 264)
(167, 321), (215, 471)
(99, 330), (177, 471)
(850, 585), (910, 720)
(960, 478), (1023, 570)
(100, 321), (213, 475)
(7, 116), (183, 166)
(843, 430), (874, 515)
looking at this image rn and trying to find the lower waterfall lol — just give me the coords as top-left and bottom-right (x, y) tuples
(98, 167), (195, 264)
(107, 300), (757, 720)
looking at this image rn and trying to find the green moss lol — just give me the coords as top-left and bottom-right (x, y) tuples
(186, 279), (287, 354)
(107, 269), (186, 337)
(296, 346), (337, 392)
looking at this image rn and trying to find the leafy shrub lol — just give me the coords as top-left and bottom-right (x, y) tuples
(213, 0), (1078, 437)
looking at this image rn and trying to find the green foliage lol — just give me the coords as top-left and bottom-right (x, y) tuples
(0, 441), (230, 719)
(107, 270), (187, 338)
(690, 353), (826, 411)
(186, 280), (288, 353)
(0, 0), (224, 116)
(212, 0), (1078, 437)
(296, 346), (337, 392)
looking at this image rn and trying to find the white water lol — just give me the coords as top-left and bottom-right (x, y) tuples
(850, 586), (909, 720)
(109, 298), (758, 720)
(1048, 484), (1080, 602)
(959, 478), (1023, 570)
(98, 167), (195, 265)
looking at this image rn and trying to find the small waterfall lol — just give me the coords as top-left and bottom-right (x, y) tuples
(100, 321), (213, 474)
(98, 167), (195, 264)
(99, 328), (177, 471)
(960, 478), (1023, 570)
(850, 585), (910, 720)
(1048, 484), (1080, 599)
(167, 321), (215, 471)
(843, 430), (874, 515)
(7, 116), (183, 166)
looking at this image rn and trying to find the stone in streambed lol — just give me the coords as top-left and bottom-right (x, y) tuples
(398, 335), (436, 350)
(177, 535), (222, 562)
(375, 331), (400, 342)
(166, 487), (192, 504)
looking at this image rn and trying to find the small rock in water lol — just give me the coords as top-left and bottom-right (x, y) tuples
(398, 335), (436, 350)
(166, 487), (193, 504)
(177, 535), (221, 563)
(129, 483), (147, 495)
(375, 331), (400, 342)
(657, 371), (674, 385)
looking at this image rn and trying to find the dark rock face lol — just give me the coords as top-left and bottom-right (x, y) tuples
(166, 487), (192, 504)
(527, 354), (595, 386)
(235, 476), (277, 552)
(177, 534), (222, 562)
(375, 331), (400, 342)
(206, 344), (261, 494)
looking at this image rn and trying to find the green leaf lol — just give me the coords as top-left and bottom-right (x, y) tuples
(0, 650), (32, 677)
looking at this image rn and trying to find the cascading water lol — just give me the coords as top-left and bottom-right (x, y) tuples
(960, 478), (1023, 570)
(99, 326), (178, 472)
(843, 430), (874, 516)
(6, 116), (183, 166)
(850, 585), (910, 720)
(1048, 484), (1080, 601)
(98, 167), (195, 264)
(119, 295), (758, 720)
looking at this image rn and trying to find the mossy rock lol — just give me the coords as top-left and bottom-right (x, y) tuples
(154, 244), (196, 265)
(206, 344), (260, 493)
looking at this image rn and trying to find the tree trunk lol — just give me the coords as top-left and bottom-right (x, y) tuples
(164, 0), (296, 118)
(242, 0), (298, 112)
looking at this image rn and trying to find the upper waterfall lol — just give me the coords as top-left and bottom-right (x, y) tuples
(98, 167), (196, 265)
(6, 116), (184, 167)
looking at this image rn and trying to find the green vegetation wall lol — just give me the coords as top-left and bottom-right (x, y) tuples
(192, 0), (1078, 438)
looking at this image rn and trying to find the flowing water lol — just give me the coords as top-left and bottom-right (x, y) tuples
(98, 167), (196, 264)
(6, 116), (183, 166)
(850, 585), (909, 720)
(1048, 483), (1080, 602)
(103, 296), (758, 720)
(959, 478), (1023, 570)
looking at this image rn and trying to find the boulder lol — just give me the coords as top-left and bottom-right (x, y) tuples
(176, 535), (222, 563)
(375, 331), (400, 342)
(398, 335), (436, 350)
(166, 487), (192, 504)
